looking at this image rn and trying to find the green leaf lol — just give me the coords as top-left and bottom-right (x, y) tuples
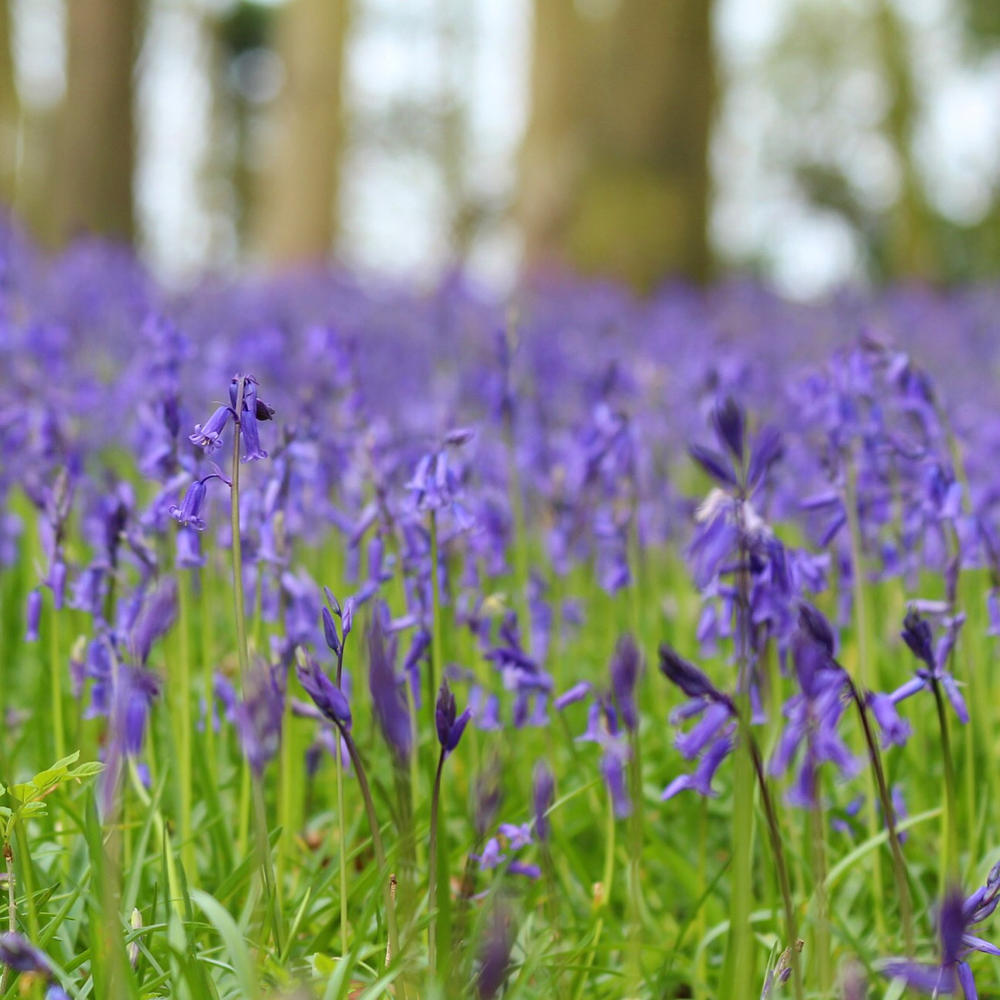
(69, 761), (105, 780)
(189, 889), (260, 1000)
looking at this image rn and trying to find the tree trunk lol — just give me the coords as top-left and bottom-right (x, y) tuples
(875, 0), (933, 278)
(49, 0), (137, 244)
(519, 0), (715, 291)
(0, 0), (18, 209)
(253, 0), (349, 267)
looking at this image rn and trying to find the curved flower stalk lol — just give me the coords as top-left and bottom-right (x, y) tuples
(659, 640), (802, 999)
(296, 649), (400, 971)
(428, 678), (472, 975)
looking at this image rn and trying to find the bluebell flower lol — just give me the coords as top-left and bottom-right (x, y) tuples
(609, 633), (641, 731)
(435, 678), (471, 754)
(658, 643), (734, 710)
(881, 865), (1000, 996)
(128, 577), (177, 666)
(533, 759), (555, 842)
(168, 479), (208, 530)
(297, 653), (352, 727)
(25, 588), (41, 642)
(215, 661), (284, 776)
(475, 904), (514, 999)
(768, 620), (859, 808)
(189, 405), (230, 453)
(0, 931), (52, 973)
(368, 608), (412, 760)
(894, 607), (969, 724)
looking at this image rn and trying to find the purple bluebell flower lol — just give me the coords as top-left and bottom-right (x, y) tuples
(321, 605), (341, 656)
(189, 405), (231, 452)
(473, 763), (504, 840)
(406, 427), (475, 516)
(368, 609), (412, 760)
(892, 608), (969, 725)
(475, 904), (514, 999)
(0, 932), (52, 973)
(609, 633), (641, 731)
(435, 678), (471, 754)
(116, 666), (161, 756)
(232, 374), (269, 462)
(168, 479), (208, 531)
(881, 867), (1000, 996)
(215, 662), (284, 776)
(296, 654), (352, 727)
(554, 680), (592, 710)
(129, 577), (177, 665)
(768, 614), (858, 807)
(662, 728), (735, 800)
(25, 588), (41, 642)
(600, 740), (631, 818)
(712, 396), (745, 460)
(658, 643), (734, 710)
(532, 759), (554, 842)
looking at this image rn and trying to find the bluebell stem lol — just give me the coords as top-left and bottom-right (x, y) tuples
(297, 643), (399, 969)
(898, 606), (965, 883)
(796, 602), (915, 954)
(429, 678), (471, 975)
(659, 637), (801, 999)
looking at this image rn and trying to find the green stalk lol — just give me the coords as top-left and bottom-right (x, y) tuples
(572, 792), (616, 1000)
(336, 723), (400, 971)
(843, 464), (887, 940)
(849, 682), (914, 954)
(505, 429), (531, 640)
(931, 678), (959, 887)
(229, 376), (281, 951)
(252, 776), (284, 953)
(14, 819), (40, 943)
(0, 841), (15, 993)
(427, 749), (446, 978)
(746, 731), (803, 1000)
(808, 798), (832, 993)
(725, 500), (757, 999)
(725, 713), (755, 998)
(176, 568), (195, 880)
(625, 729), (645, 993)
(48, 599), (65, 763)
(694, 797), (708, 1000)
(335, 736), (349, 957)
(429, 511), (444, 730)
(230, 378), (251, 688)
(334, 643), (349, 957)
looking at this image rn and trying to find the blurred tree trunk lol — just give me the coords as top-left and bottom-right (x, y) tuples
(519, 0), (715, 291)
(253, 0), (349, 266)
(49, 0), (137, 244)
(875, 0), (933, 278)
(0, 0), (18, 208)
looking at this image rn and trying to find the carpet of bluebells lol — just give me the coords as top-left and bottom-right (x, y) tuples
(3, 223), (1000, 999)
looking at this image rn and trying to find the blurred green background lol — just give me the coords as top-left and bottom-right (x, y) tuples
(1, 0), (998, 296)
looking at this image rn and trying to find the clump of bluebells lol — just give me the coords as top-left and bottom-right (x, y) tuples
(6, 224), (1000, 998)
